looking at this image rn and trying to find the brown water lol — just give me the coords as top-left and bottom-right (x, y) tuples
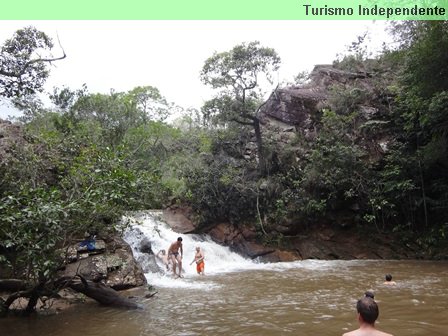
(1, 260), (447, 336)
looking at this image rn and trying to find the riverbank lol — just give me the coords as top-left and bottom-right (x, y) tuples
(161, 207), (448, 262)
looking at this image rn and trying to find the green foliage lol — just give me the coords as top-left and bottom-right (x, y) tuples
(0, 128), (161, 282)
(183, 154), (258, 225)
(400, 21), (448, 98)
(0, 187), (66, 280)
(200, 41), (281, 175)
(200, 41), (280, 94)
(329, 86), (367, 116)
(0, 26), (56, 98)
(3, 21), (448, 287)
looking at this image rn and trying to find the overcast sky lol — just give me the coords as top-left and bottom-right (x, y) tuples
(0, 20), (390, 119)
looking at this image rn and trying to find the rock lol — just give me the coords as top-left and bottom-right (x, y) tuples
(317, 228), (335, 241)
(237, 241), (275, 259)
(162, 206), (196, 233)
(136, 253), (162, 274)
(272, 224), (291, 235)
(138, 237), (152, 254)
(60, 236), (146, 291)
(295, 240), (328, 259)
(261, 86), (327, 125)
(105, 243), (147, 290)
(0, 119), (26, 163)
(261, 250), (301, 262)
(207, 222), (300, 262)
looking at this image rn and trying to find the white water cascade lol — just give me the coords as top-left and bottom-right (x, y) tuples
(123, 211), (259, 289)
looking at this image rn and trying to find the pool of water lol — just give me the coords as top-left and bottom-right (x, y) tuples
(2, 259), (447, 336)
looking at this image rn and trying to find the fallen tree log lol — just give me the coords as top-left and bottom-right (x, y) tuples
(0, 279), (26, 292)
(1, 275), (142, 316)
(64, 276), (141, 309)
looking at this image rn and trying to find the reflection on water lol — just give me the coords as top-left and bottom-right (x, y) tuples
(1, 260), (447, 336)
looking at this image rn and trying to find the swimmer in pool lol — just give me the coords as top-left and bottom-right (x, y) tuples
(383, 274), (397, 285)
(342, 297), (393, 336)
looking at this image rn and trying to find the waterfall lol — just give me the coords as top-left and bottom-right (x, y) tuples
(123, 211), (257, 289)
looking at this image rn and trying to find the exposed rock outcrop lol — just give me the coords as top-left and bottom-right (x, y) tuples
(260, 64), (376, 127)
(162, 206), (196, 233)
(0, 119), (26, 163)
(60, 236), (146, 291)
(241, 64), (393, 165)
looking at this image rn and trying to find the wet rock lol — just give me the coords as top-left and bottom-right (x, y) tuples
(207, 222), (296, 262)
(60, 236), (146, 290)
(261, 250), (301, 262)
(136, 253), (162, 274)
(237, 241), (275, 259)
(139, 237), (152, 254)
(162, 206), (196, 233)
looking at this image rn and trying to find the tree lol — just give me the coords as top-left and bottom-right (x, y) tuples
(0, 26), (66, 98)
(126, 86), (171, 122)
(393, 21), (448, 230)
(66, 86), (171, 146)
(200, 41), (281, 175)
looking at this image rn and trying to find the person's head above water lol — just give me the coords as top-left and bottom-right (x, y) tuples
(385, 274), (393, 282)
(356, 297), (379, 325)
(364, 291), (375, 299)
(177, 237), (183, 242)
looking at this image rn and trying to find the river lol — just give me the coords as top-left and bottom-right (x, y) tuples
(1, 214), (447, 336)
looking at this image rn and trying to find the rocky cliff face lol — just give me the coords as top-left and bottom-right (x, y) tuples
(161, 208), (422, 262)
(240, 64), (393, 164)
(171, 65), (421, 262)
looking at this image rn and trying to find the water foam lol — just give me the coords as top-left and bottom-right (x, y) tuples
(123, 212), (259, 289)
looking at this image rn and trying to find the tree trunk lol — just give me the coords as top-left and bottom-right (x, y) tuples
(2, 276), (141, 315)
(66, 276), (141, 309)
(0, 279), (26, 292)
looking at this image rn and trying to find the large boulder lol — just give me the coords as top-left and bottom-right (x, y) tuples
(162, 205), (196, 233)
(260, 65), (373, 127)
(60, 236), (146, 290)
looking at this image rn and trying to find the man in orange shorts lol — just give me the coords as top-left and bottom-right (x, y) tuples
(190, 246), (205, 275)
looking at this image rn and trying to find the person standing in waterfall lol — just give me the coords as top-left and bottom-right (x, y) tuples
(190, 246), (205, 275)
(168, 237), (183, 278)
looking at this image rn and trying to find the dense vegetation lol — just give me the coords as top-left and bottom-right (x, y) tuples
(1, 21), (447, 312)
